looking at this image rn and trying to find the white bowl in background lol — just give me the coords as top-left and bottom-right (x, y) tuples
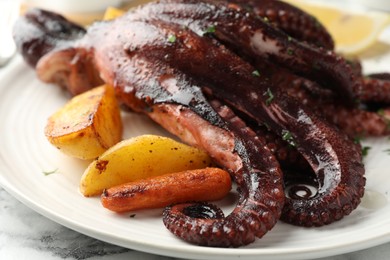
(357, 0), (390, 12)
(23, 0), (124, 13)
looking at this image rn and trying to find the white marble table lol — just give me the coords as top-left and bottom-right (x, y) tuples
(1, 187), (390, 260)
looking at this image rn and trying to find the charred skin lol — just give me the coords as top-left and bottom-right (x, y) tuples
(13, 0), (369, 246)
(151, 102), (285, 247)
(137, 0), (390, 135)
(227, 0), (335, 49)
(361, 75), (390, 104)
(12, 8), (86, 68)
(130, 0), (362, 102)
(116, 2), (365, 227)
(263, 63), (390, 137)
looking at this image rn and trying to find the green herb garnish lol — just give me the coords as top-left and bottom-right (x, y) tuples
(262, 122), (270, 131)
(353, 136), (362, 145)
(281, 130), (296, 147)
(264, 88), (274, 106)
(204, 25), (216, 35)
(377, 109), (385, 116)
(287, 48), (295, 56)
(167, 34), (177, 43)
(252, 70), (261, 77)
(362, 146), (371, 157)
(43, 168), (58, 176)
(384, 148), (390, 155)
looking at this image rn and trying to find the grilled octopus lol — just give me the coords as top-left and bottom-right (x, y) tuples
(14, 0), (382, 247)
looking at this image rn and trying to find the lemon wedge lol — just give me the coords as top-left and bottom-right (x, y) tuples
(283, 0), (390, 55)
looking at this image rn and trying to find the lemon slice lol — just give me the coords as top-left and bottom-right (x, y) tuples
(283, 0), (390, 55)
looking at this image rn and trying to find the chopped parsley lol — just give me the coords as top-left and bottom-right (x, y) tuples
(264, 88), (274, 106)
(167, 34), (177, 43)
(252, 70), (261, 77)
(378, 109), (390, 129)
(353, 136), (363, 145)
(43, 168), (58, 176)
(352, 136), (371, 156)
(203, 25), (216, 35)
(287, 48), (295, 56)
(377, 109), (385, 116)
(362, 146), (371, 157)
(281, 130), (296, 147)
(384, 148), (390, 155)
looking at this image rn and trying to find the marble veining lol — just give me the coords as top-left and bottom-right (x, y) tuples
(0, 188), (174, 260)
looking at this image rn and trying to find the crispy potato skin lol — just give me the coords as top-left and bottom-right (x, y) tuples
(101, 167), (232, 212)
(45, 85), (123, 160)
(80, 135), (214, 197)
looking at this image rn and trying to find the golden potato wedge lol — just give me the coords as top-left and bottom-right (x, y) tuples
(80, 135), (214, 196)
(102, 7), (125, 20)
(102, 1), (155, 21)
(45, 85), (123, 160)
(101, 167), (232, 212)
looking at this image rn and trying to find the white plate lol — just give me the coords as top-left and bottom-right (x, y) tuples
(1, 54), (390, 260)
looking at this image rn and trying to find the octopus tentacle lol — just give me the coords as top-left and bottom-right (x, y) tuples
(323, 105), (390, 137)
(228, 0), (335, 49)
(360, 76), (390, 104)
(253, 61), (367, 224)
(13, 1), (368, 246)
(256, 124), (311, 171)
(120, 9), (365, 227)
(36, 48), (104, 95)
(83, 18), (285, 247)
(12, 8), (85, 68)
(12, 8), (102, 95)
(290, 83), (390, 137)
(155, 102), (285, 247)
(211, 99), (364, 226)
(133, 0), (361, 101)
(347, 58), (363, 76)
(264, 63), (390, 137)
(368, 72), (390, 81)
(291, 77), (390, 137)
(210, 101), (319, 220)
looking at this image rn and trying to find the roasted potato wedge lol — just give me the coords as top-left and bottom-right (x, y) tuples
(102, 7), (125, 20)
(45, 85), (123, 160)
(80, 135), (214, 196)
(101, 167), (231, 212)
(102, 1), (155, 21)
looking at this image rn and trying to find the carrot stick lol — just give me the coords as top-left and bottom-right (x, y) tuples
(101, 167), (231, 212)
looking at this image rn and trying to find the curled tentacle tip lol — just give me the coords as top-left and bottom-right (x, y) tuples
(164, 202), (225, 220)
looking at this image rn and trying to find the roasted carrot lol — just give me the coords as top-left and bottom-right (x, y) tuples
(101, 167), (231, 212)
